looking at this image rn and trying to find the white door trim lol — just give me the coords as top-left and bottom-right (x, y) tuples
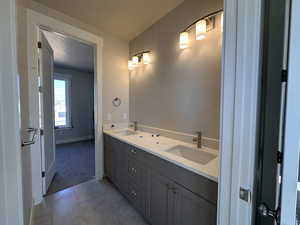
(27, 9), (104, 204)
(0, 0), (24, 224)
(218, 0), (262, 224)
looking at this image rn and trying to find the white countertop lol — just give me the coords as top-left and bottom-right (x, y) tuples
(103, 128), (219, 183)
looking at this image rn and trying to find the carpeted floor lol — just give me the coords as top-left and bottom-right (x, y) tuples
(47, 140), (95, 195)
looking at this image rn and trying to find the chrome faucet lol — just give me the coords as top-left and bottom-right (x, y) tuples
(193, 131), (202, 148)
(130, 121), (138, 131)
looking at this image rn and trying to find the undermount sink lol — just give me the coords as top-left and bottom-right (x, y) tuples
(165, 145), (216, 165)
(114, 129), (137, 136)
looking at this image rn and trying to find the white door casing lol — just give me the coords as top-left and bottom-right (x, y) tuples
(0, 0), (24, 224)
(39, 32), (56, 194)
(218, 0), (262, 224)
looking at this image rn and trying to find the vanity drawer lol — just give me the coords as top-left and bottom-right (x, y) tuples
(128, 159), (146, 186)
(128, 146), (146, 162)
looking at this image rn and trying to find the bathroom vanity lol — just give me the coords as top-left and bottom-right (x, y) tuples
(103, 129), (218, 225)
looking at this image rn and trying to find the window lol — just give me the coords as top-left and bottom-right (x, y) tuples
(54, 76), (71, 128)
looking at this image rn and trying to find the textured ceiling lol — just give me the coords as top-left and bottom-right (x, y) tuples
(43, 30), (94, 73)
(33, 0), (184, 40)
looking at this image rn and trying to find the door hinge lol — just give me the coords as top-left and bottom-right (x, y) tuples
(38, 86), (42, 93)
(41, 171), (45, 178)
(38, 41), (42, 49)
(281, 69), (288, 82)
(240, 187), (251, 203)
(40, 129), (44, 136)
(277, 151), (283, 164)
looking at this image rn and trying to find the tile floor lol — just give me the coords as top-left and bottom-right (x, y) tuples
(33, 179), (149, 225)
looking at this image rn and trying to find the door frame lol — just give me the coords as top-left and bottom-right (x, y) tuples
(0, 0), (24, 224)
(27, 9), (104, 204)
(218, 0), (262, 224)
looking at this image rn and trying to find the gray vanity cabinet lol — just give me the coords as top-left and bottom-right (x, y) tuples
(103, 134), (218, 225)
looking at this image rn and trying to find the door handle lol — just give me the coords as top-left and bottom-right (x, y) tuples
(258, 203), (280, 224)
(22, 128), (39, 147)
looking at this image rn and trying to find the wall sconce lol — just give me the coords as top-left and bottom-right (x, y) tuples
(132, 56), (139, 67)
(128, 60), (134, 70)
(142, 52), (151, 64)
(179, 9), (223, 48)
(221, 12), (224, 32)
(196, 20), (207, 40)
(128, 51), (151, 70)
(179, 32), (189, 49)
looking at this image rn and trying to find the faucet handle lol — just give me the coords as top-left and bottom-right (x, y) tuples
(195, 131), (202, 136)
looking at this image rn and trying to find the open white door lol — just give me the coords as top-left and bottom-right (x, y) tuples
(39, 32), (56, 195)
(280, 0), (300, 223)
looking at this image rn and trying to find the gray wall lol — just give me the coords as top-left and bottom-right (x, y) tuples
(129, 0), (222, 139)
(54, 67), (94, 143)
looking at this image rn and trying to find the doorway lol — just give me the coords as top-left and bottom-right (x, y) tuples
(254, 0), (300, 224)
(40, 30), (96, 195)
(27, 9), (104, 204)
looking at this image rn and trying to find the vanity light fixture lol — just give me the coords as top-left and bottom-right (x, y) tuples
(179, 31), (189, 49)
(179, 9), (223, 48)
(128, 51), (151, 70)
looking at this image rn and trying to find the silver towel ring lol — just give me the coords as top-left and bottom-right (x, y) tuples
(112, 97), (122, 107)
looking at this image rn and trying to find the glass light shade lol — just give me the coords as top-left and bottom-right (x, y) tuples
(128, 60), (133, 70)
(221, 12), (224, 32)
(143, 53), (150, 64)
(196, 20), (207, 40)
(132, 56), (139, 66)
(179, 32), (189, 49)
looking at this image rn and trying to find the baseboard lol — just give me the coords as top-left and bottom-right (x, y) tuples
(56, 135), (94, 145)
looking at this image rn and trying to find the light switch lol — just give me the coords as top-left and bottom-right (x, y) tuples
(123, 113), (128, 120)
(107, 113), (112, 121)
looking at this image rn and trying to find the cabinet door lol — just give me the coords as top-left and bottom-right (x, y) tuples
(104, 135), (112, 179)
(147, 171), (174, 225)
(174, 183), (217, 225)
(115, 141), (129, 194)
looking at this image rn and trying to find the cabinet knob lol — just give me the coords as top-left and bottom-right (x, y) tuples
(131, 149), (137, 154)
(131, 190), (137, 198)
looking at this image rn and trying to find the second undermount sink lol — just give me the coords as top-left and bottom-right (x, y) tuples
(114, 129), (138, 136)
(165, 145), (216, 165)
